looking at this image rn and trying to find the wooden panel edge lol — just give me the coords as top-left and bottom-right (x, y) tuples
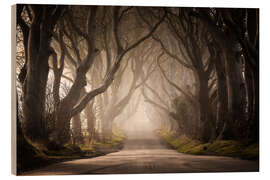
(11, 4), (17, 176)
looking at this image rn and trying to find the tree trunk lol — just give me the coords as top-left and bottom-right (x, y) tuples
(72, 113), (83, 145)
(197, 71), (214, 142)
(23, 26), (50, 142)
(22, 5), (64, 142)
(215, 51), (228, 139)
(246, 61), (259, 142)
(101, 107), (115, 141)
(103, 119), (113, 141)
(54, 105), (72, 144)
(252, 67), (259, 142)
(85, 102), (96, 144)
(223, 49), (245, 140)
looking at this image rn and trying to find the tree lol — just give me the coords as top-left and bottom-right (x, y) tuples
(20, 5), (65, 142)
(50, 6), (166, 144)
(191, 8), (258, 141)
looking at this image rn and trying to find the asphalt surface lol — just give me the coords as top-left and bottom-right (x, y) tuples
(23, 131), (259, 175)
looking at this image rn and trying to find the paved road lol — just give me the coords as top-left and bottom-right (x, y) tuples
(24, 131), (259, 175)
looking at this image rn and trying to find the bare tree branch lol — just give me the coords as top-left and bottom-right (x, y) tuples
(157, 52), (198, 106)
(70, 8), (166, 117)
(141, 85), (170, 113)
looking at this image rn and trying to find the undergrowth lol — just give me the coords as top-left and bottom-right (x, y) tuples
(17, 128), (126, 175)
(157, 129), (259, 160)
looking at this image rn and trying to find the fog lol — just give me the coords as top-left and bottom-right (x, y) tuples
(16, 5), (259, 151)
(121, 100), (159, 136)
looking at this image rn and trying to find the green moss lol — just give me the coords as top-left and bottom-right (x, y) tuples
(18, 128), (127, 174)
(162, 133), (191, 149)
(178, 140), (201, 153)
(244, 144), (259, 155)
(186, 143), (210, 155)
(91, 129), (126, 154)
(169, 137), (182, 148)
(80, 146), (94, 152)
(206, 140), (243, 156)
(158, 130), (259, 160)
(242, 143), (259, 160)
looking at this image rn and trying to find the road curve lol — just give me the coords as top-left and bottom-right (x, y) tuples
(23, 131), (259, 175)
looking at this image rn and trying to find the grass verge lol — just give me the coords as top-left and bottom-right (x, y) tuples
(17, 129), (126, 175)
(157, 129), (259, 160)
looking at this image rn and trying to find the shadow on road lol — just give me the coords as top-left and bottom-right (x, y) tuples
(23, 129), (259, 175)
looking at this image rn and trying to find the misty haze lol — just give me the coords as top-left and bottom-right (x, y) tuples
(14, 4), (259, 175)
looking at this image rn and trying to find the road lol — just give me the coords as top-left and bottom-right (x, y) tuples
(23, 131), (259, 175)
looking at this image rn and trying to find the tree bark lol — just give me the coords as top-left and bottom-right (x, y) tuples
(245, 59), (259, 142)
(223, 47), (245, 140)
(197, 71), (215, 142)
(215, 49), (229, 139)
(85, 101), (96, 144)
(71, 113), (83, 145)
(23, 6), (64, 142)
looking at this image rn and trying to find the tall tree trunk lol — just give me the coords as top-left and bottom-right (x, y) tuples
(198, 71), (215, 142)
(223, 49), (245, 140)
(246, 61), (259, 142)
(215, 51), (228, 139)
(22, 5), (64, 142)
(252, 67), (259, 142)
(54, 105), (73, 144)
(23, 24), (51, 141)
